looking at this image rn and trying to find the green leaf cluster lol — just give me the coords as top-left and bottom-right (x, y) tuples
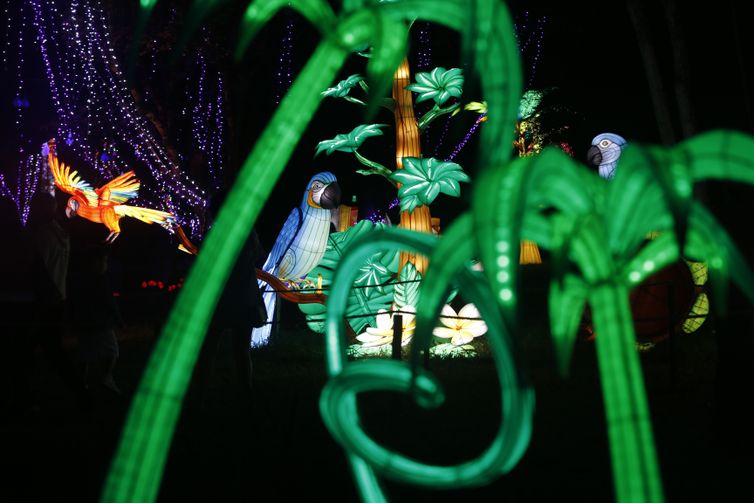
(322, 74), (365, 98)
(299, 220), (399, 334)
(406, 67), (464, 106)
(315, 123), (387, 155)
(390, 157), (470, 212)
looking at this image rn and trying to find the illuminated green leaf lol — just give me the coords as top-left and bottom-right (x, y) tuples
(548, 273), (587, 376)
(315, 124), (387, 155)
(354, 253), (397, 298)
(299, 221), (398, 334)
(406, 67), (463, 106)
(390, 157), (469, 212)
(518, 90), (542, 119)
(322, 74), (364, 98)
(464, 101), (487, 114)
(394, 261), (421, 309)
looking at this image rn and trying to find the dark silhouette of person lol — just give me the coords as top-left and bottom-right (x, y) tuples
(68, 244), (123, 395)
(193, 186), (268, 412)
(0, 197), (29, 414)
(13, 191), (85, 412)
(183, 185), (268, 500)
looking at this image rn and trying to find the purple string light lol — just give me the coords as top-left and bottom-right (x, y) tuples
(416, 22), (432, 72)
(143, 39), (157, 104)
(445, 115), (485, 161)
(274, 11), (294, 105)
(0, 153), (43, 225)
(27, 0), (207, 227)
(186, 49), (225, 192)
(432, 114), (453, 157)
(514, 11), (547, 88)
(2, 0), (12, 68)
(14, 3), (26, 152)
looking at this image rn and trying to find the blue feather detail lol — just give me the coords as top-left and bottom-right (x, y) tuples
(251, 172), (339, 347)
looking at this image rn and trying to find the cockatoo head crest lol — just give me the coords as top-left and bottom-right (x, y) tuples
(304, 172), (340, 210)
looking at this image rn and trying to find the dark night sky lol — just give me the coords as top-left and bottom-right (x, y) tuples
(1, 0), (753, 264)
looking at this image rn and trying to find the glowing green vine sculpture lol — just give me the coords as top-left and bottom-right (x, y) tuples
(103, 0), (754, 502)
(102, 0), (413, 501)
(103, 0), (521, 501)
(465, 134), (754, 503)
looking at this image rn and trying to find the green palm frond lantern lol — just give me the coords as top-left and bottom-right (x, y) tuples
(389, 157), (470, 213)
(103, 1), (754, 503)
(407, 66), (465, 129)
(406, 66), (464, 105)
(315, 123), (387, 155)
(322, 73), (365, 101)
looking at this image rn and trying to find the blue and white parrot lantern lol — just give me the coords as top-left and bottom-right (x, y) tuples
(587, 132), (627, 180)
(251, 171), (341, 347)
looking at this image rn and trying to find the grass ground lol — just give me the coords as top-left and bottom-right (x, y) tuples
(1, 291), (752, 502)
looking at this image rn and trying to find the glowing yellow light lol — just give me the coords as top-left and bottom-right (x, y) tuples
(682, 293), (709, 333)
(686, 260), (708, 286)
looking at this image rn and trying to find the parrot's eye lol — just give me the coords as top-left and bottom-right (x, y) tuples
(600, 140), (610, 147)
(311, 182), (323, 191)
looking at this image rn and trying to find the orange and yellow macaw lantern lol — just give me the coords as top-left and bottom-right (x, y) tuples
(49, 153), (176, 243)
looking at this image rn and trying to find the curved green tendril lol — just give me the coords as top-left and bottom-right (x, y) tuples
(320, 225), (533, 496)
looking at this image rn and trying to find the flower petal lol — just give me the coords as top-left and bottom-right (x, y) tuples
(374, 309), (391, 329)
(438, 304), (457, 328)
(458, 303), (481, 319)
(451, 331), (475, 346)
(432, 326), (456, 339)
(357, 332), (386, 343)
(466, 321), (488, 337)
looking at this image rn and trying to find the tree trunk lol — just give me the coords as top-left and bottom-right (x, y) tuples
(393, 57), (432, 273)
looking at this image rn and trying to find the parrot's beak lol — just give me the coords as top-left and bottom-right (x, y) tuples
(319, 182), (341, 210)
(586, 145), (602, 167)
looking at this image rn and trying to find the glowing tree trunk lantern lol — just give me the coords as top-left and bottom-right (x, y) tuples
(393, 57), (432, 273)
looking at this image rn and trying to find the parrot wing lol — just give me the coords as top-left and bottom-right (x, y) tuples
(113, 204), (176, 226)
(48, 154), (98, 206)
(96, 170), (140, 204)
(263, 207), (303, 277)
(253, 207), (303, 347)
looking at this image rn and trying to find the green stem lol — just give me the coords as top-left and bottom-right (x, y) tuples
(101, 39), (349, 503)
(344, 96), (367, 106)
(354, 151), (394, 184)
(418, 102), (461, 130)
(590, 283), (664, 503)
(344, 86), (393, 111)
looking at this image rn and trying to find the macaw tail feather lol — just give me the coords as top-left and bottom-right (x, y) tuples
(250, 279), (276, 347)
